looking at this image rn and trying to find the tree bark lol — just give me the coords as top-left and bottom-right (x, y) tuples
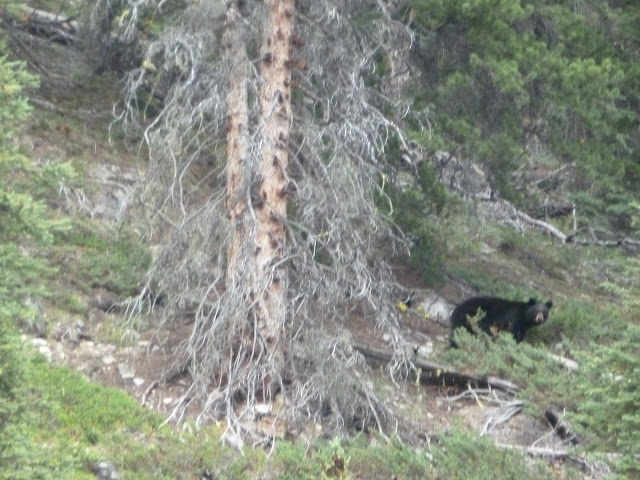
(224, 0), (294, 399)
(225, 2), (249, 289)
(252, 0), (294, 396)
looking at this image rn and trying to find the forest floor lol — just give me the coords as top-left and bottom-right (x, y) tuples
(32, 268), (567, 452)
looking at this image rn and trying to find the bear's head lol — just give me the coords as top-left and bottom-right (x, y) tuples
(525, 298), (553, 325)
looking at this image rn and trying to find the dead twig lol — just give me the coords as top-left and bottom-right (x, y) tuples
(546, 353), (579, 372)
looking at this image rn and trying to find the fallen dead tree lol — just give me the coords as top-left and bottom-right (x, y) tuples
(353, 342), (520, 394)
(489, 192), (640, 250)
(354, 343), (585, 447)
(430, 152), (640, 250)
(2, 7), (79, 44)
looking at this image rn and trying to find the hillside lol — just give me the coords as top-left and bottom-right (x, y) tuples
(2, 1), (640, 479)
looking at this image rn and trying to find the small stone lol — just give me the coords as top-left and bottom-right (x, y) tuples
(32, 338), (48, 347)
(95, 461), (120, 480)
(38, 345), (52, 360)
(133, 377), (145, 386)
(254, 403), (272, 416)
(416, 343), (433, 359)
(222, 431), (244, 450)
(117, 363), (135, 380)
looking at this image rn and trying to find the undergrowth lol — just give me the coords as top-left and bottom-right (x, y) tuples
(446, 293), (639, 478)
(51, 221), (152, 298)
(1, 342), (575, 479)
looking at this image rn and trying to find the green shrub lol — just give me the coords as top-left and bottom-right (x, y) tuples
(382, 162), (451, 286)
(571, 323), (640, 478)
(0, 320), (22, 462)
(432, 427), (559, 480)
(53, 222), (152, 297)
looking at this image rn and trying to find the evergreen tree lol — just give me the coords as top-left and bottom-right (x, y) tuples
(410, 0), (639, 212)
(0, 43), (71, 457)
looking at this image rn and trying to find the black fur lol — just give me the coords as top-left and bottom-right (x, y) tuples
(450, 296), (552, 347)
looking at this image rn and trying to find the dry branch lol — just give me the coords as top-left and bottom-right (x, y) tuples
(140, 362), (189, 407)
(528, 163), (575, 188)
(355, 343), (585, 449)
(27, 96), (113, 121)
(513, 209), (568, 241)
(546, 353), (579, 372)
(568, 228), (640, 248)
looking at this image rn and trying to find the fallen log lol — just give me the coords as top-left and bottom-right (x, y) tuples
(354, 342), (586, 449)
(7, 7), (79, 44)
(545, 408), (580, 445)
(353, 342), (520, 394)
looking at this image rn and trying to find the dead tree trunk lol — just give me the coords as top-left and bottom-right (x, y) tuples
(224, 0), (294, 399)
(225, 2), (249, 288)
(251, 0), (294, 396)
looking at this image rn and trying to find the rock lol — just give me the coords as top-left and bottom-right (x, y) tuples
(52, 320), (92, 343)
(31, 337), (48, 347)
(75, 341), (97, 360)
(205, 389), (226, 418)
(222, 430), (244, 450)
(94, 461), (120, 480)
(418, 293), (453, 326)
(31, 338), (52, 361)
(117, 363), (135, 380)
(74, 320), (92, 341)
(254, 403), (272, 417)
(415, 342), (433, 360)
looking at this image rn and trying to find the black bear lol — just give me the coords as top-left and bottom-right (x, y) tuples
(450, 296), (552, 347)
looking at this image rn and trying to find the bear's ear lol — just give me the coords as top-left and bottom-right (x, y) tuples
(527, 298), (536, 305)
(545, 300), (553, 309)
